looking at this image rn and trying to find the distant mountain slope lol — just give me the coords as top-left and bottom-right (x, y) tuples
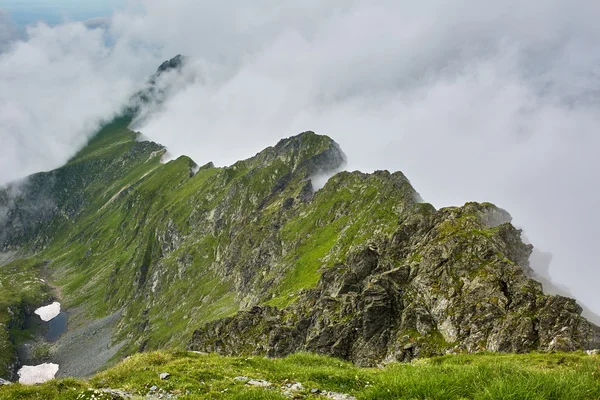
(1, 58), (599, 379)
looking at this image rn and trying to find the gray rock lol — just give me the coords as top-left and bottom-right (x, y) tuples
(0, 378), (12, 385)
(233, 376), (250, 382)
(325, 392), (357, 400)
(150, 385), (158, 391)
(290, 382), (304, 391)
(99, 388), (134, 398)
(159, 372), (170, 380)
(247, 379), (271, 387)
(188, 202), (600, 366)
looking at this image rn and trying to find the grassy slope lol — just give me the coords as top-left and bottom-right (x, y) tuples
(0, 259), (52, 378)
(1, 351), (600, 399)
(266, 171), (416, 308)
(3, 117), (417, 356)
(0, 117), (165, 376)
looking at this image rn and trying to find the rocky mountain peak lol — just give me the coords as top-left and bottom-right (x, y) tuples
(156, 54), (187, 75)
(251, 131), (347, 177)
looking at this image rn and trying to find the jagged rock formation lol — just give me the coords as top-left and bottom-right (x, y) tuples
(156, 54), (186, 75)
(188, 201), (600, 365)
(1, 58), (599, 378)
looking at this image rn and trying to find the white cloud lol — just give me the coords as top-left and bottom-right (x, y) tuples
(0, 18), (159, 184)
(2, 0), (600, 316)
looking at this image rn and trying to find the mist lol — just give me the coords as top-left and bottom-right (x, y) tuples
(0, 17), (161, 184)
(1, 1), (599, 315)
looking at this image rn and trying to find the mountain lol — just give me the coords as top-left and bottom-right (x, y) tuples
(0, 58), (599, 381)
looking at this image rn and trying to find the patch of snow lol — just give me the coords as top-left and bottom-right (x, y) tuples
(18, 363), (59, 385)
(34, 302), (61, 322)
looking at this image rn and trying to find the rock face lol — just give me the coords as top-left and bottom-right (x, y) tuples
(188, 201), (600, 365)
(156, 54), (186, 75)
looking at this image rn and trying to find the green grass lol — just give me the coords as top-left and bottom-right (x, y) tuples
(267, 171), (419, 308)
(1, 351), (599, 399)
(0, 258), (53, 378)
(67, 116), (136, 165)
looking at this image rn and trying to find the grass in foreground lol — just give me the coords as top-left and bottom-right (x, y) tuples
(1, 351), (600, 399)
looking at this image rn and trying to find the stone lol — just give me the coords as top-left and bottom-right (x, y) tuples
(0, 378), (11, 385)
(188, 201), (600, 366)
(325, 392), (358, 400)
(247, 379), (271, 387)
(156, 54), (186, 75)
(233, 376), (250, 382)
(290, 382), (304, 391)
(99, 388), (134, 399)
(159, 372), (170, 380)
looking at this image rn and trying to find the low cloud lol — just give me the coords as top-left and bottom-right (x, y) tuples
(2, 1), (600, 315)
(0, 17), (160, 184)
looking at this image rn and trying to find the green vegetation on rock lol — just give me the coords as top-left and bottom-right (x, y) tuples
(0, 78), (599, 380)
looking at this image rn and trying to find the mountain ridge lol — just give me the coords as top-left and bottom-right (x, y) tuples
(0, 58), (599, 380)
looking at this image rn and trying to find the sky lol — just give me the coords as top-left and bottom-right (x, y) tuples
(1, 1), (599, 318)
(2, 0), (124, 26)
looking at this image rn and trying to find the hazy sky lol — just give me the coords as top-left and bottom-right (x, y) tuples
(2, 0), (124, 25)
(1, 1), (599, 317)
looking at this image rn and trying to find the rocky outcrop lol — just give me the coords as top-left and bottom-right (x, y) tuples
(156, 54), (186, 75)
(189, 202), (600, 365)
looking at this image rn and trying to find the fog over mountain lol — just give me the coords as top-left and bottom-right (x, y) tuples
(1, 1), (599, 317)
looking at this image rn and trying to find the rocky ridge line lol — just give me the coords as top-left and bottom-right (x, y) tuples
(189, 202), (600, 365)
